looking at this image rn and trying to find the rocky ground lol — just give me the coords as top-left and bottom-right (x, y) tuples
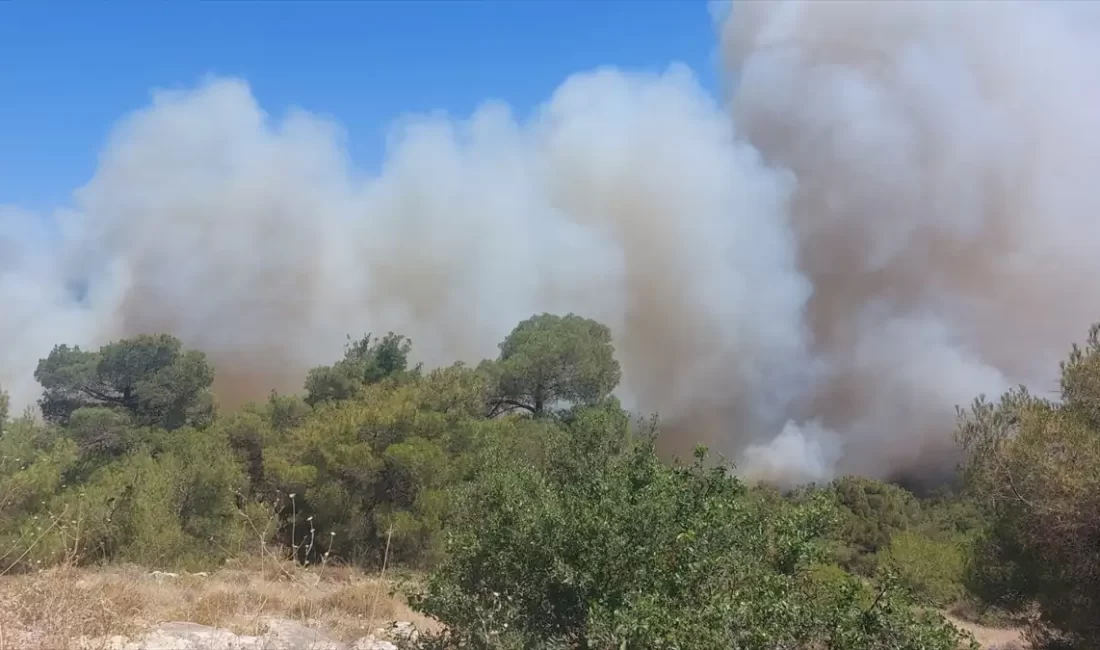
(62, 619), (418, 650)
(0, 561), (437, 650)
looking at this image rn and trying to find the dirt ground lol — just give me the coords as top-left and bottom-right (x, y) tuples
(945, 613), (1028, 649)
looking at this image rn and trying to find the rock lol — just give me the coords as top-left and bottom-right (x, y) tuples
(262, 618), (347, 650)
(75, 635), (128, 649)
(352, 636), (399, 650)
(149, 571), (180, 580)
(122, 622), (253, 650)
(380, 621), (419, 643)
(118, 620), (347, 650)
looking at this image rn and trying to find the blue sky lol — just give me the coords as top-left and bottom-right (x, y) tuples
(0, 1), (720, 214)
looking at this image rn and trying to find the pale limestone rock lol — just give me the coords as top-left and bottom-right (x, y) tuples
(351, 636), (399, 650)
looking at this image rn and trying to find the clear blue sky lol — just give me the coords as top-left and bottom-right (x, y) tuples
(0, 1), (720, 214)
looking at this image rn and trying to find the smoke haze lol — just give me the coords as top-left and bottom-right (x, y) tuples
(3, 0), (1099, 484)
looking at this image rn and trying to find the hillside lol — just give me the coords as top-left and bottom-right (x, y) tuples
(3, 313), (1098, 648)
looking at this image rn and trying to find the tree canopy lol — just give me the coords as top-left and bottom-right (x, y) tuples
(34, 334), (215, 430)
(303, 332), (420, 405)
(0, 386), (9, 435)
(956, 323), (1100, 648)
(21, 310), (1100, 647)
(482, 313), (621, 418)
(412, 420), (969, 650)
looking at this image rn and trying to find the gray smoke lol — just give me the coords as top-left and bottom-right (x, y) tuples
(3, 0), (1098, 484)
(726, 0), (1100, 483)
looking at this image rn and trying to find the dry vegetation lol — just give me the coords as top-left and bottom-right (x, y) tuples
(0, 556), (438, 650)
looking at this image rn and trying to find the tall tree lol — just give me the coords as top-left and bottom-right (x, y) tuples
(0, 386), (8, 437)
(483, 313), (621, 418)
(956, 323), (1100, 648)
(304, 332), (420, 405)
(34, 334), (215, 430)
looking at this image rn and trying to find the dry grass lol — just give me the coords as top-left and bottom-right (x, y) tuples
(0, 564), (146, 649)
(0, 558), (439, 649)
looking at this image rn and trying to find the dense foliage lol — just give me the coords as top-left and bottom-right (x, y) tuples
(6, 311), (1100, 646)
(954, 324), (1100, 649)
(34, 333), (216, 429)
(411, 415), (968, 649)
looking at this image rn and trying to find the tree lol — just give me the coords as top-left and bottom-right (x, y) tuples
(483, 313), (621, 418)
(263, 391), (311, 434)
(217, 411), (271, 494)
(0, 386), (8, 436)
(829, 475), (924, 574)
(304, 332), (420, 405)
(268, 364), (505, 566)
(34, 334), (215, 430)
(956, 323), (1100, 648)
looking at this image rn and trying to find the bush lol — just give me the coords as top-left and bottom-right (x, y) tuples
(828, 475), (924, 574)
(1, 423), (248, 571)
(879, 530), (967, 606)
(410, 411), (972, 649)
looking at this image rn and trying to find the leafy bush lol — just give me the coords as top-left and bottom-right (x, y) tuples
(879, 530), (967, 606)
(0, 415), (78, 568)
(827, 475), (924, 574)
(1, 422), (247, 571)
(410, 411), (971, 649)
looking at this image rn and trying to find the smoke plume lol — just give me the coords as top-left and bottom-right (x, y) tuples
(3, 0), (1099, 484)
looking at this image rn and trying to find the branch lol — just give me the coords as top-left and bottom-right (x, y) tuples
(79, 385), (123, 405)
(487, 398), (535, 418)
(863, 582), (889, 616)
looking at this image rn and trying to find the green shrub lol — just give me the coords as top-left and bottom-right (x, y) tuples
(410, 412), (972, 649)
(879, 530), (967, 606)
(828, 475), (923, 573)
(1, 424), (248, 571)
(265, 364), (514, 567)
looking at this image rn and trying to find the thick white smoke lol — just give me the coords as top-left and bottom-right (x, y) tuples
(722, 0), (1100, 482)
(3, 0), (1099, 484)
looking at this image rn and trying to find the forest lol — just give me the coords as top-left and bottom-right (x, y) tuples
(2, 312), (1098, 649)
